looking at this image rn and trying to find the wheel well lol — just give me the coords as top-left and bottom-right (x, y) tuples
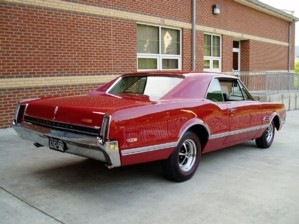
(273, 115), (281, 130)
(188, 125), (209, 151)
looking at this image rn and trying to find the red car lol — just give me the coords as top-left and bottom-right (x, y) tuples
(13, 72), (286, 182)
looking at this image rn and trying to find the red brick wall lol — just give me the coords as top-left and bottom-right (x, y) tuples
(222, 35), (234, 72)
(198, 0), (289, 42)
(240, 40), (250, 71)
(0, 5), (136, 77)
(78, 0), (192, 23)
(248, 41), (289, 71)
(196, 32), (290, 72)
(196, 32), (204, 72)
(182, 29), (192, 71)
(223, 39), (289, 72)
(198, 0), (291, 72)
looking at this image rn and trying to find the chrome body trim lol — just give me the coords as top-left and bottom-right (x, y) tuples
(178, 120), (211, 141)
(121, 142), (178, 156)
(270, 112), (285, 131)
(209, 124), (269, 140)
(122, 123), (269, 156)
(15, 104), (28, 122)
(13, 122), (121, 168)
(23, 116), (100, 136)
(14, 104), (22, 121)
(121, 123), (271, 157)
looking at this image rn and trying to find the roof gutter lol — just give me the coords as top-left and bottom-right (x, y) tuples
(234, 0), (299, 22)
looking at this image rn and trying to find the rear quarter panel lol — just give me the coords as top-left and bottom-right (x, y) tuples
(108, 100), (230, 166)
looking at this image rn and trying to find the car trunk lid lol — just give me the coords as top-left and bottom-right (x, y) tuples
(24, 93), (154, 131)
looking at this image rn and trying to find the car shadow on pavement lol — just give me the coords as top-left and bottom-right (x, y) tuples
(31, 158), (167, 190)
(28, 140), (260, 190)
(201, 140), (259, 161)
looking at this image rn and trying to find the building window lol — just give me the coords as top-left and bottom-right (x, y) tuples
(137, 24), (181, 71)
(204, 34), (222, 72)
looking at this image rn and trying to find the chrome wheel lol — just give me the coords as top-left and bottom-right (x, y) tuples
(178, 139), (197, 172)
(162, 131), (201, 182)
(265, 122), (274, 143)
(255, 121), (275, 149)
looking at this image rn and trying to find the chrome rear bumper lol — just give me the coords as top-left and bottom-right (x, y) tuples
(13, 121), (121, 168)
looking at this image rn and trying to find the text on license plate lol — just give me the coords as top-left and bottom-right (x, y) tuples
(49, 138), (67, 152)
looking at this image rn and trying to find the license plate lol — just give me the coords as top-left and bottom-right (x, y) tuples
(49, 138), (66, 152)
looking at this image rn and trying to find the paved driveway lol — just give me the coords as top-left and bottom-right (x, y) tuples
(1, 111), (299, 224)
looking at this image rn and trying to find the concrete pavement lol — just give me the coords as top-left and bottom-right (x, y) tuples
(1, 111), (299, 224)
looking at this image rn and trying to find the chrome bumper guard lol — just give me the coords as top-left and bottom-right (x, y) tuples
(13, 122), (121, 168)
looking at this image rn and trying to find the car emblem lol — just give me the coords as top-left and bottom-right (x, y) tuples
(53, 106), (59, 120)
(263, 116), (270, 121)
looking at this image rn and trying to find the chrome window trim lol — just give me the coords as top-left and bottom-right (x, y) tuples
(205, 78), (224, 102)
(106, 77), (122, 94)
(237, 79), (255, 101)
(205, 77), (253, 102)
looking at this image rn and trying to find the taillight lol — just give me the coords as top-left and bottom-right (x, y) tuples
(99, 115), (110, 144)
(15, 104), (27, 123)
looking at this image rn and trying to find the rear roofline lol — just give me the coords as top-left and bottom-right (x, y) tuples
(121, 71), (188, 78)
(121, 71), (238, 79)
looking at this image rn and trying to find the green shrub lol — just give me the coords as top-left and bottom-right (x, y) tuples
(295, 61), (299, 89)
(296, 61), (299, 74)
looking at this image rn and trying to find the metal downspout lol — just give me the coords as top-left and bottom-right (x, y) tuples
(192, 0), (196, 71)
(288, 21), (293, 72)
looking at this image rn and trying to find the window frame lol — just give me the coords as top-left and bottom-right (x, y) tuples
(206, 77), (254, 102)
(206, 78), (224, 102)
(204, 33), (222, 73)
(137, 23), (182, 71)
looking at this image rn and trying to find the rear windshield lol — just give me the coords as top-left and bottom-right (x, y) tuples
(108, 76), (183, 101)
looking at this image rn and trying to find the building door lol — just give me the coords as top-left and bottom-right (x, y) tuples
(233, 41), (240, 74)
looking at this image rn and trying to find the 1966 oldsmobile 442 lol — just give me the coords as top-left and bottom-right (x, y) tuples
(13, 72), (286, 182)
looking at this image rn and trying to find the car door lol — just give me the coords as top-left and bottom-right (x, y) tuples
(204, 78), (230, 152)
(219, 78), (262, 145)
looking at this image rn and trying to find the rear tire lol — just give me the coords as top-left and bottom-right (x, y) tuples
(162, 131), (201, 182)
(255, 121), (275, 148)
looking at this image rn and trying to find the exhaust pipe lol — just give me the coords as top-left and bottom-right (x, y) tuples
(34, 143), (44, 148)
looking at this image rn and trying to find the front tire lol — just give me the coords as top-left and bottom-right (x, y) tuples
(162, 131), (201, 182)
(255, 121), (275, 148)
